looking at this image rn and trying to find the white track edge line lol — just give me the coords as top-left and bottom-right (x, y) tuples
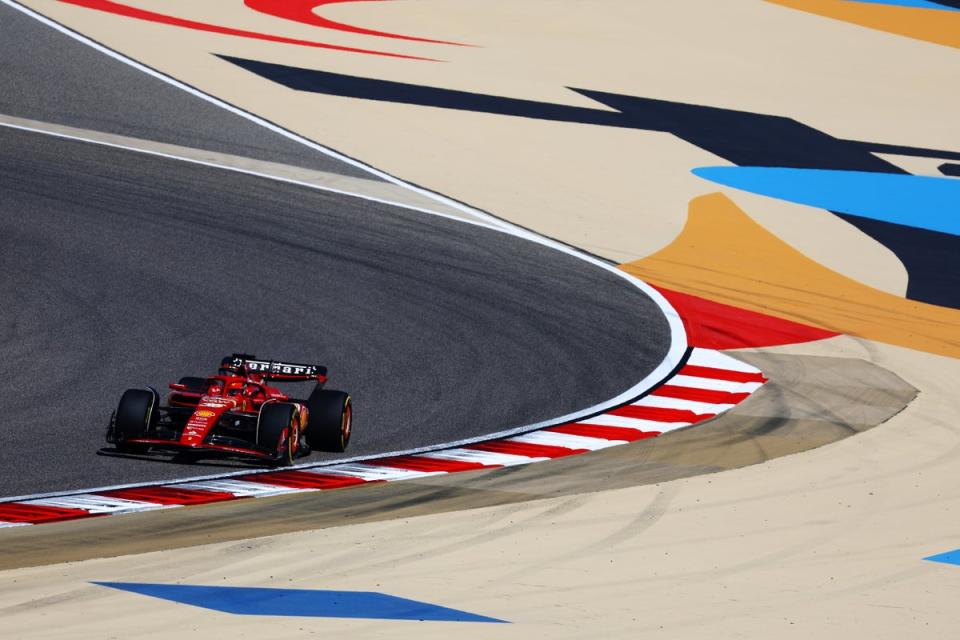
(0, 120), (500, 232)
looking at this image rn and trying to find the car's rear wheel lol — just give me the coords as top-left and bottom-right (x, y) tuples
(114, 388), (158, 454)
(305, 390), (352, 453)
(258, 402), (297, 466)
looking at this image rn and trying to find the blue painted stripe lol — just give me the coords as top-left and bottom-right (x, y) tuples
(924, 549), (960, 566)
(846, 0), (960, 11)
(691, 167), (960, 236)
(92, 582), (506, 623)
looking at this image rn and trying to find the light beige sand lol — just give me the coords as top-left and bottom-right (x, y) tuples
(1, 341), (957, 638)
(4, 3), (958, 637)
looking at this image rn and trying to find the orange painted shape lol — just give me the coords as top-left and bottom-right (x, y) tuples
(621, 193), (960, 359)
(767, 0), (960, 49)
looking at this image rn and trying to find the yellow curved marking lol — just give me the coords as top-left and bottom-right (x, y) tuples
(767, 0), (960, 49)
(620, 193), (960, 358)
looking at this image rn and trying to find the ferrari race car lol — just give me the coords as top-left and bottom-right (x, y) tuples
(106, 354), (352, 465)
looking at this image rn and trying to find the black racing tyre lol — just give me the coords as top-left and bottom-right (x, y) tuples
(114, 388), (158, 454)
(258, 402), (297, 466)
(305, 389), (352, 453)
(177, 376), (208, 393)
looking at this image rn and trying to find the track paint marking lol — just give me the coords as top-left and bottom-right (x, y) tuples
(244, 0), (469, 45)
(848, 0), (960, 10)
(545, 424), (661, 442)
(508, 430), (625, 450)
(93, 582), (506, 622)
(923, 549), (960, 566)
(418, 448), (546, 467)
(651, 385), (752, 405)
(313, 463), (442, 482)
(676, 364), (768, 384)
(237, 471), (369, 490)
(577, 414), (688, 430)
(607, 404), (715, 423)
(175, 480), (304, 497)
(372, 455), (495, 473)
(687, 348), (762, 373)
(0, 503), (95, 524)
(465, 440), (587, 459)
(631, 394), (734, 413)
(57, 0), (432, 60)
(651, 285), (841, 351)
(669, 374), (764, 393)
(693, 166), (960, 236)
(99, 486), (238, 505)
(24, 495), (174, 515)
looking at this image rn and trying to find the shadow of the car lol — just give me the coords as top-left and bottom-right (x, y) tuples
(95, 448), (260, 470)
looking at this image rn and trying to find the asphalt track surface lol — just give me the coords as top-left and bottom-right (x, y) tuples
(0, 125), (672, 496)
(0, 2), (373, 178)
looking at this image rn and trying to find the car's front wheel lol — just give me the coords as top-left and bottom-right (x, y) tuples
(113, 388), (158, 454)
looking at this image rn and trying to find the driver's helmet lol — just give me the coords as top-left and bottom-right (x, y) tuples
(219, 356), (244, 377)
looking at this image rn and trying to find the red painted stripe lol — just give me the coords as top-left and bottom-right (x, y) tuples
(679, 364), (767, 383)
(99, 487), (238, 506)
(0, 503), (95, 524)
(653, 286), (838, 349)
(244, 0), (466, 46)
(651, 385), (751, 404)
(237, 471), (370, 490)
(608, 405), (716, 423)
(546, 424), (661, 442)
(464, 440), (586, 459)
(372, 455), (496, 473)
(58, 0), (433, 60)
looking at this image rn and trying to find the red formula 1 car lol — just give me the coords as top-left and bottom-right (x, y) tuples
(106, 354), (352, 465)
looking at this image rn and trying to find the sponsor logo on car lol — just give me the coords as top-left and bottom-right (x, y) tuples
(195, 410), (216, 418)
(242, 359), (318, 376)
(201, 397), (234, 406)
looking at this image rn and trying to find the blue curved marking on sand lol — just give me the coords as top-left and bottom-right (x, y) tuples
(846, 0), (960, 11)
(92, 582), (506, 622)
(691, 167), (960, 236)
(923, 549), (960, 566)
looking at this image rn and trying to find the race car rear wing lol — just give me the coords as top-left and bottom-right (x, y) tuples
(227, 354), (328, 382)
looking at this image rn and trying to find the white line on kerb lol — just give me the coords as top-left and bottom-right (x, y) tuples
(0, 0), (688, 504)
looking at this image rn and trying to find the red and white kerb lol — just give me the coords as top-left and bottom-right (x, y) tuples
(0, 349), (765, 527)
